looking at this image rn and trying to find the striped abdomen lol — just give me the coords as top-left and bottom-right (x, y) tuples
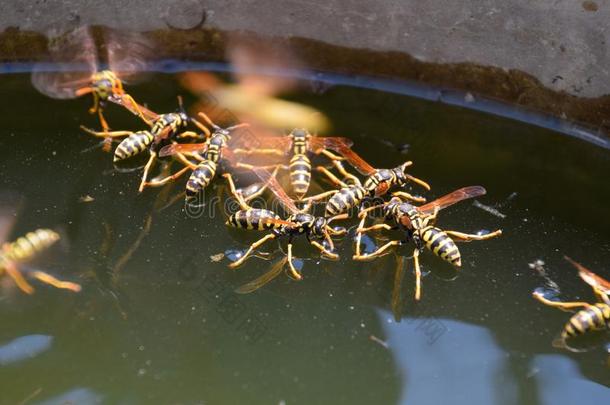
(186, 160), (217, 197)
(114, 131), (153, 162)
(227, 209), (282, 231)
(562, 303), (610, 340)
(363, 169), (395, 195)
(3, 229), (60, 262)
(420, 226), (461, 267)
(289, 154), (311, 199)
(325, 185), (366, 217)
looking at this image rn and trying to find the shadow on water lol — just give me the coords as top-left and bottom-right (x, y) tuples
(0, 67), (609, 404)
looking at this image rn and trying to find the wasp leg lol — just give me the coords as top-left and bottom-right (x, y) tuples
(241, 166), (281, 203)
(229, 233), (277, 269)
(138, 152), (157, 193)
(88, 92), (100, 115)
(392, 191), (426, 204)
(533, 292), (591, 312)
(233, 148), (286, 157)
(79, 126), (133, 138)
(330, 160), (362, 186)
(30, 271), (81, 292)
(223, 173), (252, 210)
(310, 239), (339, 260)
(175, 131), (205, 141)
(286, 242), (303, 280)
(318, 149), (345, 161)
(142, 166), (191, 188)
(404, 173), (431, 191)
(413, 248), (422, 301)
(360, 223), (393, 233)
(444, 229), (503, 242)
(353, 240), (401, 261)
(4, 261), (34, 295)
(122, 94), (153, 126)
(191, 117), (211, 138)
(316, 166), (349, 188)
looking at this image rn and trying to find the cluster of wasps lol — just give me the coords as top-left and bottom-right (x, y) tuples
(20, 26), (609, 353)
(30, 26), (503, 301)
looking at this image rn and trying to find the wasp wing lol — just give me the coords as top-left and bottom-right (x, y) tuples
(105, 28), (153, 84)
(32, 26), (98, 99)
(308, 136), (354, 154)
(158, 142), (208, 157)
(417, 186), (487, 215)
(252, 167), (299, 214)
(565, 256), (610, 295)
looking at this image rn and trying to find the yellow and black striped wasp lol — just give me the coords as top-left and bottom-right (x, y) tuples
(0, 199), (81, 295)
(354, 186), (502, 301)
(156, 112), (252, 199)
(223, 168), (348, 280)
(533, 257), (610, 350)
(230, 128), (354, 200)
(32, 25), (152, 151)
(80, 98), (209, 192)
(304, 147), (431, 218)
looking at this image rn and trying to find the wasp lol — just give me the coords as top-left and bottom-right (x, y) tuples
(32, 26), (152, 151)
(156, 112), (251, 198)
(231, 128), (354, 199)
(223, 168), (347, 279)
(80, 98), (209, 192)
(353, 186), (502, 300)
(0, 227), (81, 295)
(304, 149), (431, 218)
(533, 257), (610, 349)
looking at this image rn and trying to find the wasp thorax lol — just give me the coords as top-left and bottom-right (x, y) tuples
(291, 128), (309, 138)
(312, 217), (328, 237)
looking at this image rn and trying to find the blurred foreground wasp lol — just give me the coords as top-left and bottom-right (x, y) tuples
(32, 26), (152, 151)
(354, 186), (502, 300)
(533, 257), (610, 349)
(231, 128), (354, 199)
(224, 168), (347, 280)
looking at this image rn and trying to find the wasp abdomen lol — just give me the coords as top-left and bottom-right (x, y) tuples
(114, 131), (154, 162)
(421, 226), (461, 267)
(325, 186), (365, 217)
(186, 160), (217, 197)
(289, 154), (311, 198)
(562, 303), (610, 340)
(4, 229), (60, 262)
(227, 209), (282, 231)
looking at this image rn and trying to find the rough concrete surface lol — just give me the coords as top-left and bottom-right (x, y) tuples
(3, 0), (609, 98)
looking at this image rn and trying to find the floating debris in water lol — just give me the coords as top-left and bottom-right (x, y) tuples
(78, 195), (95, 203)
(473, 200), (507, 219)
(529, 259), (561, 293)
(369, 334), (389, 349)
(210, 252), (225, 262)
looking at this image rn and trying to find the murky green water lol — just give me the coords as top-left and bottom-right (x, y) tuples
(0, 72), (609, 404)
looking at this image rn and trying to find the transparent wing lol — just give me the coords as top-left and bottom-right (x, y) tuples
(308, 136), (354, 154)
(417, 186), (487, 215)
(0, 192), (23, 244)
(252, 167), (299, 214)
(104, 28), (153, 84)
(31, 25), (98, 99)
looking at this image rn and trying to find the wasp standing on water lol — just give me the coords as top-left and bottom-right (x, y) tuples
(31, 25), (152, 151)
(156, 112), (251, 200)
(354, 186), (502, 301)
(232, 128), (355, 200)
(533, 257), (610, 350)
(80, 97), (209, 192)
(223, 168), (347, 283)
(304, 147), (431, 218)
